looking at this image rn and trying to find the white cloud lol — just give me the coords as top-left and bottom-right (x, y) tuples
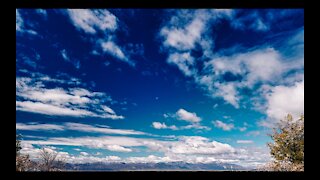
(59, 49), (81, 69)
(16, 9), (23, 31)
(212, 120), (234, 131)
(66, 9), (117, 34)
(24, 135), (237, 156)
(167, 52), (195, 76)
(230, 11), (270, 32)
(200, 48), (284, 108)
(101, 105), (116, 115)
(160, 9), (233, 52)
(159, 10), (304, 113)
(238, 127), (247, 132)
(21, 135), (271, 167)
(181, 124), (211, 131)
(152, 122), (178, 130)
(16, 122), (146, 136)
(16, 101), (95, 117)
(16, 123), (64, 131)
(65, 9), (135, 67)
(236, 140), (254, 144)
(160, 16), (205, 51)
(36, 9), (47, 17)
(176, 108), (201, 123)
(20, 142), (123, 164)
(105, 145), (132, 152)
(214, 82), (240, 108)
(265, 80), (304, 122)
(159, 109), (209, 131)
(65, 122), (145, 135)
(23, 136), (141, 153)
(168, 136), (235, 155)
(16, 75), (124, 119)
(100, 41), (134, 66)
(16, 9), (37, 35)
(152, 122), (163, 129)
(60, 49), (70, 61)
(80, 152), (89, 156)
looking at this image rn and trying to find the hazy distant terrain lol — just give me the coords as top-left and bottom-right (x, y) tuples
(65, 162), (249, 171)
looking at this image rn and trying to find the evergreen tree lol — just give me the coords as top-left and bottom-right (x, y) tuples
(266, 114), (304, 171)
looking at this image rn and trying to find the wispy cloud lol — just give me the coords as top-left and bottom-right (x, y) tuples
(16, 123), (64, 131)
(66, 9), (117, 34)
(212, 120), (235, 131)
(236, 140), (254, 144)
(64, 122), (145, 135)
(59, 48), (81, 70)
(16, 73), (124, 119)
(100, 41), (134, 66)
(159, 9), (304, 118)
(16, 9), (37, 35)
(17, 122), (146, 136)
(65, 9), (135, 67)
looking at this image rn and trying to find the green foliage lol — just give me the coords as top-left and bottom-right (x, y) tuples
(267, 114), (304, 171)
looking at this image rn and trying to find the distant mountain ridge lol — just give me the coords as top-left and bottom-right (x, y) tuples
(65, 161), (249, 171)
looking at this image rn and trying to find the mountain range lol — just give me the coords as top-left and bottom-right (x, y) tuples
(64, 161), (249, 171)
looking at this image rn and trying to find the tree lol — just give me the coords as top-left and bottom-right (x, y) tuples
(38, 147), (65, 171)
(16, 134), (22, 156)
(16, 134), (66, 171)
(16, 134), (32, 171)
(266, 114), (304, 171)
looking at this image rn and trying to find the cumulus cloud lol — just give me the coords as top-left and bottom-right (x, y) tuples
(168, 136), (235, 155)
(152, 122), (178, 130)
(212, 120), (234, 131)
(16, 74), (124, 119)
(176, 108), (201, 123)
(21, 135), (270, 167)
(23, 135), (235, 156)
(158, 109), (210, 131)
(265, 80), (304, 122)
(159, 9), (304, 114)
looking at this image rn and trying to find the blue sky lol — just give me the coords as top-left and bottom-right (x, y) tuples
(16, 9), (304, 168)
